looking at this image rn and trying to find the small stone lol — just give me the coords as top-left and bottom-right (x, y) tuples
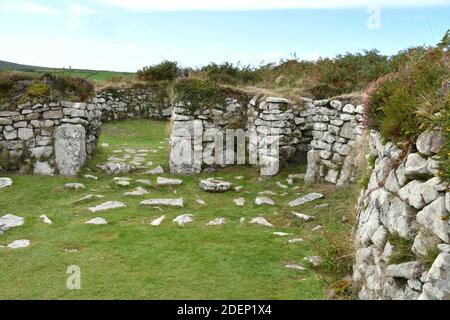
(273, 232), (290, 237)
(83, 175), (98, 180)
(199, 179), (232, 193)
(255, 197), (275, 206)
(315, 204), (329, 209)
(39, 215), (52, 225)
(196, 199), (206, 205)
(288, 238), (304, 244)
(234, 186), (244, 192)
(101, 143), (110, 148)
(289, 193), (324, 207)
(74, 194), (104, 203)
(312, 225), (323, 231)
(64, 183), (85, 190)
(288, 173), (305, 181)
(173, 214), (194, 226)
(99, 161), (133, 175)
(234, 176), (244, 180)
(0, 177), (13, 189)
(157, 177), (182, 186)
(88, 201), (126, 213)
(276, 182), (289, 189)
(115, 180), (131, 187)
(7, 239), (30, 249)
(124, 187), (149, 196)
(304, 256), (322, 267)
(136, 179), (151, 186)
(250, 217), (274, 227)
(85, 217), (108, 225)
(258, 190), (277, 196)
(285, 264), (306, 271)
(292, 212), (314, 222)
(150, 215), (165, 226)
(206, 218), (226, 226)
(146, 166), (164, 175)
(234, 198), (245, 207)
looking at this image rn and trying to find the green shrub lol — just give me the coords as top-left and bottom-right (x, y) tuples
(200, 62), (258, 85)
(386, 233), (415, 264)
(137, 60), (181, 82)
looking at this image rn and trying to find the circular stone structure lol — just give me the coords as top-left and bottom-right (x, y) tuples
(199, 179), (232, 193)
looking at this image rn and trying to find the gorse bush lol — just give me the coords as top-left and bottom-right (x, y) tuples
(137, 60), (182, 82)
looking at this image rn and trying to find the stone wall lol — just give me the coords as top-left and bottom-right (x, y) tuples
(169, 95), (330, 176)
(303, 99), (365, 186)
(168, 95), (365, 177)
(353, 129), (449, 300)
(0, 101), (102, 176)
(94, 86), (173, 122)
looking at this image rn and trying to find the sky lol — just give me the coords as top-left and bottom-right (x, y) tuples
(0, 0), (449, 72)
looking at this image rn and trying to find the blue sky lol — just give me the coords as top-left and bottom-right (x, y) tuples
(0, 0), (449, 71)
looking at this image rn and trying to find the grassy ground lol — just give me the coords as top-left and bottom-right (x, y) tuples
(0, 119), (358, 300)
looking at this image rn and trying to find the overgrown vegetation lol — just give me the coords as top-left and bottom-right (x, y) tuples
(137, 60), (182, 82)
(0, 72), (95, 108)
(172, 78), (224, 112)
(365, 30), (450, 183)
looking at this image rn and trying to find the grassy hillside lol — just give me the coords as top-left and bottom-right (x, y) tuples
(0, 60), (134, 84)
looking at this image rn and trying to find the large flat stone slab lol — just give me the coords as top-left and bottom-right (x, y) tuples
(157, 177), (182, 186)
(0, 214), (24, 234)
(140, 198), (184, 207)
(0, 178), (13, 189)
(7, 239), (30, 249)
(88, 201), (126, 213)
(54, 124), (86, 177)
(289, 193), (324, 207)
(199, 179), (232, 193)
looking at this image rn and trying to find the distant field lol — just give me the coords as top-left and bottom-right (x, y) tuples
(0, 60), (134, 84)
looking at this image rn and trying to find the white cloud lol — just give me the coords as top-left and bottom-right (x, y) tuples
(0, 0), (60, 15)
(95, 0), (450, 11)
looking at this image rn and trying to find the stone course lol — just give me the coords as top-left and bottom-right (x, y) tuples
(94, 86), (173, 121)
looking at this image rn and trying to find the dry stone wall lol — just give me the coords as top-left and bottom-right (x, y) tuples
(353, 129), (449, 300)
(303, 99), (365, 186)
(94, 86), (173, 121)
(169, 95), (309, 175)
(0, 101), (102, 176)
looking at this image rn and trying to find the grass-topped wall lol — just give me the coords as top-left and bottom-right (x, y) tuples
(0, 72), (95, 110)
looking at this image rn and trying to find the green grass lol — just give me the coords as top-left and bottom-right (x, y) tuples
(0, 119), (357, 299)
